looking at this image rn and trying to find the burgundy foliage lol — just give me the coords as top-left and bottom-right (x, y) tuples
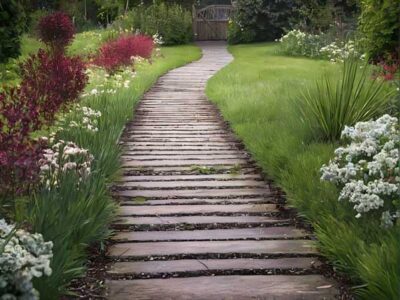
(93, 34), (154, 73)
(0, 89), (45, 196)
(0, 50), (88, 197)
(38, 11), (75, 54)
(20, 49), (88, 124)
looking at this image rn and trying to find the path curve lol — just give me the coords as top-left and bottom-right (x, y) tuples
(106, 42), (338, 299)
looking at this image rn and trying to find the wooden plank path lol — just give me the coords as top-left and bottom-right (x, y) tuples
(106, 42), (338, 299)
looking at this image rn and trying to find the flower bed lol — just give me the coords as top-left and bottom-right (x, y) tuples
(278, 29), (363, 62)
(0, 10), (201, 299)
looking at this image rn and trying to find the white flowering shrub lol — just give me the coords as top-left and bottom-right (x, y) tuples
(321, 114), (400, 227)
(0, 219), (53, 299)
(320, 40), (362, 62)
(278, 30), (323, 58)
(279, 30), (364, 62)
(39, 140), (94, 188)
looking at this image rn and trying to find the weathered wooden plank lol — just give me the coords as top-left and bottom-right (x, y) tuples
(106, 275), (337, 299)
(122, 145), (239, 151)
(112, 227), (308, 242)
(121, 155), (247, 161)
(108, 257), (321, 275)
(121, 151), (245, 157)
(122, 159), (248, 167)
(116, 180), (265, 189)
(125, 131), (228, 135)
(121, 166), (257, 173)
(108, 240), (317, 257)
(113, 216), (287, 226)
(122, 137), (238, 143)
(121, 197), (274, 206)
(116, 188), (272, 199)
(117, 174), (261, 182)
(118, 204), (277, 216)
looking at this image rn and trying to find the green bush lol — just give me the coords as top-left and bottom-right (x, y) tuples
(0, 0), (26, 63)
(227, 19), (256, 45)
(227, 0), (297, 44)
(359, 0), (400, 60)
(112, 3), (193, 45)
(299, 59), (393, 141)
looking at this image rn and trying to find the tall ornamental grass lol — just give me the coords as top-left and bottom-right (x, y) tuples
(299, 59), (393, 141)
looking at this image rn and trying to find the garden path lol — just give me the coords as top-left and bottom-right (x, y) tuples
(106, 42), (338, 299)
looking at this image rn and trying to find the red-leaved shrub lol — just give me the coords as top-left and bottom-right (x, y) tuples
(20, 49), (88, 124)
(0, 50), (87, 197)
(0, 88), (46, 197)
(93, 34), (154, 73)
(38, 11), (75, 54)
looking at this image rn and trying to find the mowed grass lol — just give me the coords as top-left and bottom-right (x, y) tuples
(206, 43), (400, 299)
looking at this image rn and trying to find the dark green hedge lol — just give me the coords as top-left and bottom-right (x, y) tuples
(0, 0), (26, 63)
(227, 0), (297, 44)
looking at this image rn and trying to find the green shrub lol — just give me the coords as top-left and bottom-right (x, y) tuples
(299, 59), (393, 141)
(0, 0), (26, 63)
(359, 0), (400, 60)
(112, 3), (193, 45)
(227, 19), (256, 45)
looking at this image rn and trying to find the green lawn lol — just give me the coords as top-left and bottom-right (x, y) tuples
(207, 43), (400, 299)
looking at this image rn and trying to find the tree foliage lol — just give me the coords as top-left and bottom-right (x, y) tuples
(359, 0), (400, 60)
(228, 0), (297, 44)
(0, 0), (27, 63)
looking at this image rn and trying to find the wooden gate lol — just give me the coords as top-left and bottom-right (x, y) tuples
(193, 5), (234, 41)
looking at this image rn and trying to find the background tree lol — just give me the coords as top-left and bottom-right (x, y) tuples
(228, 0), (297, 44)
(0, 0), (27, 63)
(358, 0), (400, 60)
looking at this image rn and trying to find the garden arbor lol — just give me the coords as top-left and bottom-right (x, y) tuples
(193, 4), (234, 40)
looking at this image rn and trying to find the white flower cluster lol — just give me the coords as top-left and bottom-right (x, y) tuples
(279, 30), (363, 62)
(321, 114), (400, 227)
(152, 33), (164, 46)
(66, 105), (102, 133)
(39, 140), (94, 188)
(320, 40), (361, 62)
(0, 219), (53, 300)
(278, 30), (323, 58)
(81, 67), (136, 98)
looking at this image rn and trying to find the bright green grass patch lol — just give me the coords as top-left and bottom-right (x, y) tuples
(206, 42), (400, 299)
(29, 43), (201, 299)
